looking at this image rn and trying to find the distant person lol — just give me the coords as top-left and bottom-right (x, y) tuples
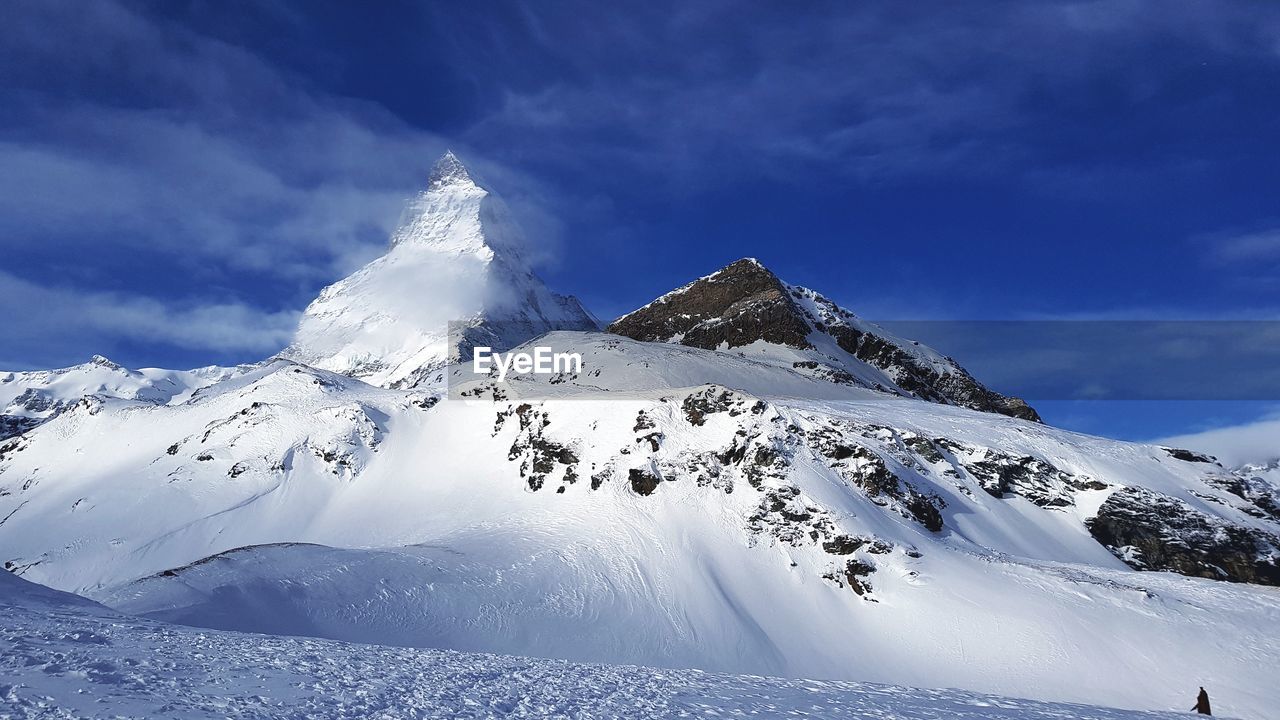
(1191, 686), (1211, 715)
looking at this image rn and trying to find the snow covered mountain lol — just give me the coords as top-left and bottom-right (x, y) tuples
(609, 257), (1039, 420)
(279, 151), (596, 388)
(0, 355), (243, 440)
(2, 331), (1279, 715)
(2, 154), (1279, 718)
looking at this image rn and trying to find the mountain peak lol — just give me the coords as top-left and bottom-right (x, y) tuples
(89, 354), (122, 370)
(714, 257), (772, 278)
(730, 257), (766, 270)
(390, 151), (494, 253)
(280, 150), (596, 388)
(427, 150), (477, 190)
(609, 257), (812, 350)
(609, 259), (1040, 422)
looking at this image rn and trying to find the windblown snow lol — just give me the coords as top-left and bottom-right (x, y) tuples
(279, 151), (595, 389)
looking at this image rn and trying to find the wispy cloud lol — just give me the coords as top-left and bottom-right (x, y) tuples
(873, 320), (1280, 401)
(0, 271), (297, 369)
(1156, 407), (1280, 466)
(1206, 228), (1280, 266)
(1191, 225), (1280, 293)
(449, 1), (1280, 189)
(0, 0), (444, 282)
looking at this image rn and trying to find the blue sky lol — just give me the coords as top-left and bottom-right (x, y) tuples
(3, 1), (1279, 443)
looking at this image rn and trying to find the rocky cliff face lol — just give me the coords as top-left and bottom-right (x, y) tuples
(608, 259), (814, 350)
(608, 259), (1039, 421)
(1088, 484), (1280, 585)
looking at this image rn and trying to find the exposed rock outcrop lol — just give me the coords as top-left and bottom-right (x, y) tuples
(609, 259), (1038, 421)
(1087, 487), (1280, 586)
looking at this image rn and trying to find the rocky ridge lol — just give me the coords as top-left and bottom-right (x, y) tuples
(608, 259), (1039, 421)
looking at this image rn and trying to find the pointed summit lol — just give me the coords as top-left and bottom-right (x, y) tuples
(609, 258), (1040, 421)
(427, 150), (477, 190)
(609, 258), (813, 350)
(390, 150), (495, 253)
(280, 149), (596, 388)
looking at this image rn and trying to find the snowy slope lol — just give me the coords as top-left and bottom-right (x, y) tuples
(279, 152), (596, 388)
(101, 540), (1280, 719)
(0, 355), (243, 440)
(0, 572), (1190, 720)
(2, 332), (1278, 716)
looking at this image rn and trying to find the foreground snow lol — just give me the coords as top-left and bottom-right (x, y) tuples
(99, 539), (1280, 719)
(1, 572), (1189, 720)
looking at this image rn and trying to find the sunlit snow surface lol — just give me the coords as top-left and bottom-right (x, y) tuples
(0, 355), (243, 428)
(2, 333), (1279, 718)
(1, 572), (1187, 720)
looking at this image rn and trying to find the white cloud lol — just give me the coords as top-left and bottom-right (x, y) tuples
(1156, 409), (1280, 467)
(0, 271), (297, 366)
(0, 96), (435, 285)
(1207, 229), (1280, 266)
